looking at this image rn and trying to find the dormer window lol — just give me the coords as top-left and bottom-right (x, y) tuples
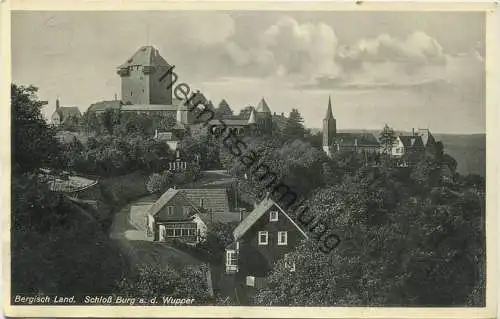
(269, 210), (278, 222)
(258, 231), (268, 245)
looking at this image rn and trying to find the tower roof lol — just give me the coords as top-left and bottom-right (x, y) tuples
(219, 99), (230, 109)
(118, 46), (170, 69)
(247, 108), (256, 124)
(256, 98), (271, 113)
(325, 95), (334, 119)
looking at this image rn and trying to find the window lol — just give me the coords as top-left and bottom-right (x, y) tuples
(278, 231), (288, 246)
(246, 276), (255, 287)
(199, 198), (204, 207)
(258, 231), (268, 245)
(166, 206), (174, 215)
(269, 211), (278, 222)
(183, 206), (191, 215)
(226, 250), (238, 273)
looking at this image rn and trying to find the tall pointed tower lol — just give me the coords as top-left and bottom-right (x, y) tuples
(323, 96), (337, 156)
(117, 46), (173, 105)
(255, 98), (273, 133)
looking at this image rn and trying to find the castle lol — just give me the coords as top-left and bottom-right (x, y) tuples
(86, 45), (276, 135)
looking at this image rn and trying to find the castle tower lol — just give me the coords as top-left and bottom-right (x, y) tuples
(255, 98), (272, 132)
(117, 46), (173, 105)
(323, 96), (337, 156)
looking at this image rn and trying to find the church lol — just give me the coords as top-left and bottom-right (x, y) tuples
(322, 96), (381, 156)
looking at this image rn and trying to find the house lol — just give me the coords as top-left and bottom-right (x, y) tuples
(51, 98), (82, 126)
(145, 188), (240, 243)
(225, 196), (308, 289)
(391, 129), (437, 165)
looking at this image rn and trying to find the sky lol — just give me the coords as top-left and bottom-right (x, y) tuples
(11, 11), (485, 134)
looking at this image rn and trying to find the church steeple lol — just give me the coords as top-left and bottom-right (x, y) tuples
(325, 95), (334, 119)
(322, 95), (337, 157)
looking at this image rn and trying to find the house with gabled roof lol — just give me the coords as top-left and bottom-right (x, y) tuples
(145, 187), (241, 243)
(224, 195), (308, 288)
(51, 98), (82, 126)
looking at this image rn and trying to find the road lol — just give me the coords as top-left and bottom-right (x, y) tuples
(109, 195), (203, 270)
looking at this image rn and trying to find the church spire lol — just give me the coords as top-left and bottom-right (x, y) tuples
(322, 95), (337, 157)
(325, 95), (334, 119)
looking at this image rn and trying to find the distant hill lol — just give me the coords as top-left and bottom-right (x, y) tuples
(310, 128), (486, 177)
(434, 133), (486, 177)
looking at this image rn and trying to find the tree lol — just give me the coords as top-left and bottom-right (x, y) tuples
(116, 263), (212, 303)
(253, 161), (485, 306)
(81, 111), (101, 134)
(11, 84), (63, 173)
(101, 108), (121, 135)
(146, 171), (174, 194)
(379, 124), (396, 155)
(281, 108), (307, 141)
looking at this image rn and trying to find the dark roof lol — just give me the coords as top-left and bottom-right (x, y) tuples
(219, 99), (230, 109)
(399, 135), (424, 148)
(87, 100), (122, 112)
(118, 46), (170, 68)
(333, 133), (380, 147)
(181, 188), (230, 213)
(197, 211), (241, 226)
(206, 117), (250, 126)
(233, 198), (308, 240)
(121, 104), (178, 112)
(55, 107), (81, 120)
(146, 188), (230, 217)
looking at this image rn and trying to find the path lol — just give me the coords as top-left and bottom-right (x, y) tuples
(109, 195), (202, 270)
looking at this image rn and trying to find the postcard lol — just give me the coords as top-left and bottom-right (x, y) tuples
(2, 0), (498, 318)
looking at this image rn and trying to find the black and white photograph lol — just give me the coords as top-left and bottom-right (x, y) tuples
(3, 2), (498, 318)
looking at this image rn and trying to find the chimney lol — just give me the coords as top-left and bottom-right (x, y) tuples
(273, 112), (276, 116)
(239, 208), (246, 222)
(56, 97), (60, 110)
(265, 192), (270, 200)
(114, 93), (117, 101)
(412, 128), (415, 136)
(281, 112), (284, 116)
(155, 129), (158, 138)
